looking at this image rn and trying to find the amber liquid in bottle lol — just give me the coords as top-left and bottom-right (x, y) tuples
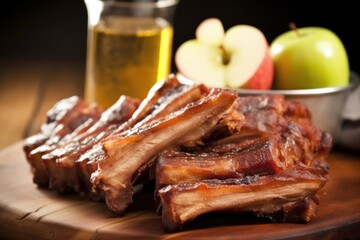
(85, 16), (173, 108)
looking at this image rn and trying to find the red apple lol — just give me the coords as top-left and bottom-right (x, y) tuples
(175, 18), (274, 90)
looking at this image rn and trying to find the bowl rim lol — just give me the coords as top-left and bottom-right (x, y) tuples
(177, 71), (360, 96)
(236, 71), (360, 96)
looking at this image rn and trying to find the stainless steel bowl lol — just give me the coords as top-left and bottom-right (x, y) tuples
(237, 71), (360, 141)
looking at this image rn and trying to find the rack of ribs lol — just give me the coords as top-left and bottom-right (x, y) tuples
(26, 74), (210, 195)
(23, 75), (333, 233)
(40, 95), (141, 193)
(91, 88), (241, 213)
(23, 96), (103, 187)
(76, 74), (210, 199)
(155, 94), (332, 232)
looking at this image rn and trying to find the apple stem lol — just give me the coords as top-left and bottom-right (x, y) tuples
(221, 46), (231, 65)
(289, 22), (302, 37)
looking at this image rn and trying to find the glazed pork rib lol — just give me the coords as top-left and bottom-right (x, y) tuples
(158, 164), (327, 232)
(156, 134), (284, 188)
(40, 95), (140, 193)
(91, 89), (241, 213)
(24, 96), (103, 186)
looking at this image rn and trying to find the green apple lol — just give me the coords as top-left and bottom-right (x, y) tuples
(270, 26), (349, 89)
(175, 18), (274, 90)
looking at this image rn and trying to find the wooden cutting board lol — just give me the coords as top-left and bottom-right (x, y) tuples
(0, 142), (359, 240)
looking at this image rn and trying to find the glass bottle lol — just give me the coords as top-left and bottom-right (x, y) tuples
(84, 0), (178, 108)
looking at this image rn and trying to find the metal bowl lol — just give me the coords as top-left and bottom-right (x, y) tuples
(237, 71), (360, 141)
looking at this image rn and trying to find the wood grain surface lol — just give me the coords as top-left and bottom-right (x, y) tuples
(0, 142), (359, 240)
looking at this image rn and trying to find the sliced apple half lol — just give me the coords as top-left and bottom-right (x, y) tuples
(175, 18), (274, 90)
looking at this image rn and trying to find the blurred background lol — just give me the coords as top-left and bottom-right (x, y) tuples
(1, 0), (359, 75)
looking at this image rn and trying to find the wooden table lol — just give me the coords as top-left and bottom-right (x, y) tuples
(0, 60), (359, 239)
